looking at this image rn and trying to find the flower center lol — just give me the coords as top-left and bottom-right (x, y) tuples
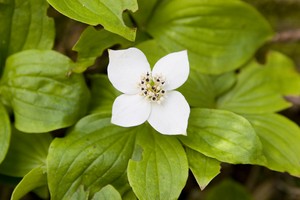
(139, 72), (166, 103)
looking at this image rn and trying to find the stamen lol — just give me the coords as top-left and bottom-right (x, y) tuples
(138, 72), (166, 103)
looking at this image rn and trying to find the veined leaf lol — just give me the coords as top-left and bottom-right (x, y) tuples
(92, 185), (122, 200)
(179, 69), (236, 109)
(128, 124), (188, 200)
(147, 0), (273, 74)
(186, 148), (221, 190)
(47, 114), (136, 200)
(180, 108), (265, 164)
(68, 186), (89, 200)
(248, 51), (300, 96)
(135, 40), (169, 67)
(217, 63), (290, 114)
(245, 114), (300, 176)
(88, 74), (120, 115)
(0, 50), (90, 133)
(0, 128), (52, 177)
(47, 0), (138, 41)
(11, 166), (47, 200)
(211, 72), (237, 97)
(72, 27), (132, 73)
(179, 69), (216, 108)
(0, 0), (54, 71)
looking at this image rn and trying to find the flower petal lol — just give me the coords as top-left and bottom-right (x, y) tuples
(107, 48), (151, 94)
(148, 91), (190, 135)
(152, 50), (189, 91)
(112, 94), (151, 127)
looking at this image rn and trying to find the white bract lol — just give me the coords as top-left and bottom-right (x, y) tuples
(107, 47), (190, 135)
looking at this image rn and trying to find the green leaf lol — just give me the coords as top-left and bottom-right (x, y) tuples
(11, 166), (47, 200)
(206, 179), (252, 200)
(212, 72), (237, 97)
(47, 0), (138, 41)
(249, 51), (300, 96)
(0, 128), (52, 177)
(72, 27), (132, 73)
(92, 185), (122, 200)
(47, 114), (136, 200)
(130, 0), (159, 28)
(0, 2), (13, 70)
(69, 185), (89, 200)
(147, 0), (273, 74)
(135, 40), (169, 67)
(179, 70), (236, 109)
(179, 69), (216, 108)
(128, 125), (188, 200)
(244, 114), (300, 176)
(180, 108), (265, 164)
(0, 0), (54, 70)
(88, 74), (120, 115)
(32, 186), (49, 200)
(217, 63), (290, 114)
(0, 103), (11, 164)
(186, 148), (221, 190)
(0, 50), (90, 133)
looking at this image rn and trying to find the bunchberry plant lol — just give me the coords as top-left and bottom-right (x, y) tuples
(0, 0), (300, 200)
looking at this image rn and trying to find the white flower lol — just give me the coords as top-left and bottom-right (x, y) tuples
(107, 47), (190, 135)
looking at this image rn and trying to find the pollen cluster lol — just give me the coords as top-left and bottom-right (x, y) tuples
(139, 72), (166, 103)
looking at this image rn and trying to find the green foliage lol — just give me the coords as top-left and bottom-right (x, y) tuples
(92, 185), (122, 200)
(128, 125), (188, 200)
(0, 0), (54, 72)
(88, 74), (120, 114)
(11, 166), (47, 200)
(0, 129), (52, 177)
(206, 179), (252, 200)
(218, 57), (292, 114)
(72, 27), (132, 73)
(0, 50), (90, 132)
(181, 108), (265, 165)
(0, 103), (10, 164)
(1, 0), (300, 199)
(46, 0), (138, 41)
(186, 148), (221, 190)
(245, 114), (300, 176)
(147, 0), (273, 74)
(47, 114), (136, 199)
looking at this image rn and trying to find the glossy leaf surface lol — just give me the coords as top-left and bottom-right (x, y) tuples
(245, 114), (300, 176)
(181, 108), (265, 164)
(0, 50), (90, 132)
(128, 124), (188, 200)
(47, 0), (138, 41)
(47, 114), (135, 199)
(147, 0), (273, 74)
(186, 148), (221, 190)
